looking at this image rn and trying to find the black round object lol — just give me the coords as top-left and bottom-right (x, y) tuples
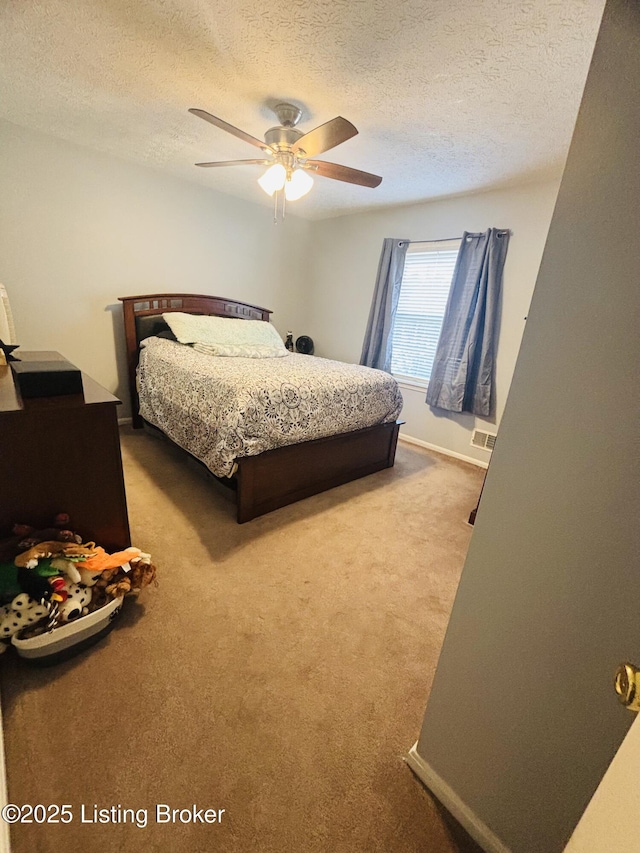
(295, 335), (314, 355)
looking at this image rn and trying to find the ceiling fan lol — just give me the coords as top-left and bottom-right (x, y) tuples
(189, 102), (382, 206)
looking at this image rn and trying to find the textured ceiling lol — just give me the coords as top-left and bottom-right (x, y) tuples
(0, 0), (605, 219)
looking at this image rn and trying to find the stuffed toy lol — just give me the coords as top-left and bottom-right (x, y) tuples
(14, 540), (98, 569)
(0, 557), (89, 607)
(0, 515), (93, 608)
(76, 546), (147, 584)
(0, 563), (32, 601)
(0, 562), (53, 603)
(0, 578), (95, 641)
(0, 511), (158, 653)
(0, 513), (81, 563)
(92, 555), (157, 607)
(0, 593), (50, 640)
(58, 582), (92, 622)
(48, 558), (82, 584)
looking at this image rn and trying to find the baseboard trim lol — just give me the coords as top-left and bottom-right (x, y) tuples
(406, 743), (511, 853)
(117, 417), (132, 427)
(399, 434), (488, 469)
(0, 688), (11, 853)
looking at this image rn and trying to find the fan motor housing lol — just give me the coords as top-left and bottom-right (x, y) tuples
(264, 126), (303, 150)
(274, 102), (302, 127)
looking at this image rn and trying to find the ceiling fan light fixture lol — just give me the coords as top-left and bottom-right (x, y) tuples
(190, 104), (382, 213)
(258, 163), (286, 196)
(284, 168), (314, 201)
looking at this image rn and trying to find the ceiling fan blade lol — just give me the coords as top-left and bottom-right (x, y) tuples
(292, 117), (358, 157)
(306, 160), (382, 188)
(195, 159), (272, 168)
(189, 108), (269, 152)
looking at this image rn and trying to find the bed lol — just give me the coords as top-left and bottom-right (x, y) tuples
(119, 293), (403, 523)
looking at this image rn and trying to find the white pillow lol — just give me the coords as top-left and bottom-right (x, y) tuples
(163, 312), (287, 353)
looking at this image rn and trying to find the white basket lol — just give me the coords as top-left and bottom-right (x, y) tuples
(11, 596), (124, 664)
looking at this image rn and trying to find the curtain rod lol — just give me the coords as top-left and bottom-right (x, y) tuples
(398, 230), (510, 247)
(398, 237), (461, 246)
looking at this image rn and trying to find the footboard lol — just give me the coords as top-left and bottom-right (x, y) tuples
(235, 420), (402, 523)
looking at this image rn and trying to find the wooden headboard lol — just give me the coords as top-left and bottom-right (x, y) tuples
(118, 293), (272, 428)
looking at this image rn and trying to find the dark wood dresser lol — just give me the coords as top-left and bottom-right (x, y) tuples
(0, 352), (130, 550)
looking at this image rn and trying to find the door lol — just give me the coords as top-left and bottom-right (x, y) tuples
(411, 1), (640, 851)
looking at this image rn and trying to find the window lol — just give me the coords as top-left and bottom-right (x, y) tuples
(390, 239), (461, 384)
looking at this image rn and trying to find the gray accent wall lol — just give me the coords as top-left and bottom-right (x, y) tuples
(415, 1), (640, 851)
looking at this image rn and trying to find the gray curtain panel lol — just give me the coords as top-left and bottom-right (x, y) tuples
(426, 228), (510, 416)
(360, 238), (409, 372)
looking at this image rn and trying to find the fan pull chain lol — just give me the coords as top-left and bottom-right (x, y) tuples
(272, 188), (288, 224)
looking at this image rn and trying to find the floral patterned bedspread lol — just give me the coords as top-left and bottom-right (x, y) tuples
(137, 337), (403, 477)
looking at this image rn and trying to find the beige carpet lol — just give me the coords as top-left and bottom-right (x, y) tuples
(0, 427), (484, 853)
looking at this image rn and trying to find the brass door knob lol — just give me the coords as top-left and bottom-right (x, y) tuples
(614, 663), (640, 711)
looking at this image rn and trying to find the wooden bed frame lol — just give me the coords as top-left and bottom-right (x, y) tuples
(119, 293), (401, 523)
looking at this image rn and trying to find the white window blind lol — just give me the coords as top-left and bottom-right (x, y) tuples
(391, 239), (461, 383)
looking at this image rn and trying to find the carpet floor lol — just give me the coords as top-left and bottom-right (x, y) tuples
(0, 427), (484, 853)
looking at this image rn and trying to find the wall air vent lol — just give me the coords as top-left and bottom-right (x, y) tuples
(470, 429), (497, 452)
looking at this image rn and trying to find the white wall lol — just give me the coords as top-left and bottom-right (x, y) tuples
(0, 118), (560, 456)
(303, 181), (560, 464)
(0, 120), (310, 415)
